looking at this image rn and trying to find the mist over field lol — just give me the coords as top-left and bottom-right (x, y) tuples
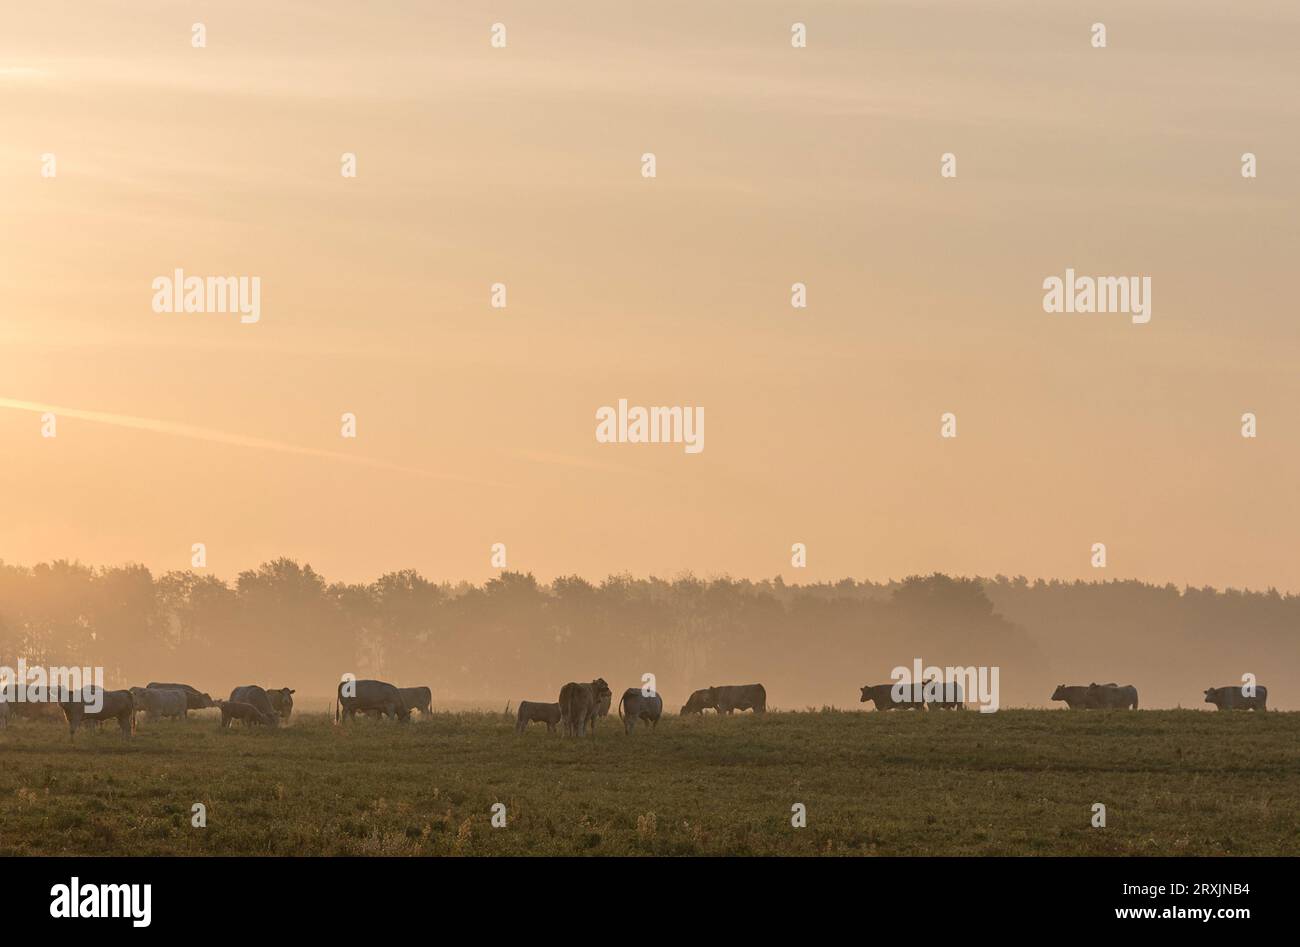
(2, 559), (1294, 711)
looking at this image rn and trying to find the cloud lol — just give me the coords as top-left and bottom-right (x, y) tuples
(0, 397), (506, 487)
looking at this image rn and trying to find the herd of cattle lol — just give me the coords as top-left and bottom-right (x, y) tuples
(0, 676), (1273, 740)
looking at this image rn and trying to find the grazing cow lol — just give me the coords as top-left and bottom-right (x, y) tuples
(217, 700), (275, 729)
(397, 686), (433, 717)
(714, 684), (766, 714)
(680, 688), (714, 715)
(859, 682), (928, 711)
(130, 687), (188, 721)
(1087, 682), (1139, 710)
(337, 679), (409, 724)
(617, 688), (663, 733)
(264, 687), (296, 721)
(1204, 685), (1268, 711)
(147, 682), (215, 710)
(1051, 685), (1098, 709)
(59, 687), (135, 740)
(558, 678), (611, 737)
(229, 685), (279, 724)
(515, 700), (562, 734)
(680, 684), (767, 715)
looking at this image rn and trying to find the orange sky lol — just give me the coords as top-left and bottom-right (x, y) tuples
(2, 1), (1297, 589)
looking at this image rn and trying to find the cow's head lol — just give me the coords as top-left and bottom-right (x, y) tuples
(679, 688), (711, 715)
(274, 687), (295, 719)
(591, 678), (611, 700)
(1203, 688), (1217, 703)
(859, 686), (873, 704)
(1051, 685), (1067, 701)
(199, 692), (215, 708)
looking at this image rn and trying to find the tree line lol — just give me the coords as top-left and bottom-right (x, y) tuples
(1, 559), (1295, 709)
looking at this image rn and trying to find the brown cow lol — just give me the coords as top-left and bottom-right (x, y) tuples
(558, 678), (611, 737)
(515, 700), (562, 734)
(682, 684), (767, 714)
(217, 700), (276, 729)
(60, 687), (135, 740)
(264, 687), (296, 720)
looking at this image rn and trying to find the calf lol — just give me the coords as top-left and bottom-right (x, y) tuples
(515, 700), (562, 734)
(217, 700), (276, 729)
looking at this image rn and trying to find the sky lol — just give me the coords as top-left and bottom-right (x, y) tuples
(1, 1), (1297, 589)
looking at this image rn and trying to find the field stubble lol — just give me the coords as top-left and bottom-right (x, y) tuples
(0, 709), (1295, 856)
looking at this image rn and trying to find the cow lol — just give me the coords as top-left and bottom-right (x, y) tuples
(147, 682), (215, 710)
(618, 688), (663, 733)
(217, 700), (276, 729)
(397, 686), (433, 717)
(1204, 685), (1268, 711)
(130, 687), (188, 722)
(59, 687), (135, 740)
(558, 678), (611, 737)
(337, 679), (409, 724)
(264, 687), (296, 721)
(515, 700), (562, 734)
(1088, 682), (1138, 710)
(228, 685), (280, 725)
(714, 684), (766, 714)
(1051, 684), (1098, 709)
(859, 682), (927, 711)
(681, 684), (767, 715)
(923, 676), (965, 710)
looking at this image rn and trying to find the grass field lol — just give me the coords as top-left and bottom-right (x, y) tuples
(1, 709), (1297, 856)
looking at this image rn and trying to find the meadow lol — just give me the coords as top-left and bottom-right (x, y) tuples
(1, 708), (1296, 856)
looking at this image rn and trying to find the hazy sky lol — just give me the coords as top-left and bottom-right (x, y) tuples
(2, 1), (1297, 588)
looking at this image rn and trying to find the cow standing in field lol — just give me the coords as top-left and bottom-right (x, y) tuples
(264, 687), (296, 721)
(337, 679), (410, 724)
(618, 688), (663, 733)
(59, 687), (135, 740)
(217, 700), (276, 729)
(147, 682), (215, 710)
(681, 684), (767, 715)
(228, 686), (280, 727)
(515, 700), (562, 734)
(130, 687), (188, 722)
(1087, 682), (1138, 709)
(1204, 685), (1268, 711)
(1051, 685), (1098, 709)
(859, 682), (928, 711)
(558, 678), (611, 737)
(397, 686), (433, 717)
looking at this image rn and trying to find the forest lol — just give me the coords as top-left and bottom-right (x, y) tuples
(1, 559), (1295, 709)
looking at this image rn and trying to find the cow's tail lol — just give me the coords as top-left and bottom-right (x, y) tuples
(334, 695), (340, 724)
(618, 691), (627, 721)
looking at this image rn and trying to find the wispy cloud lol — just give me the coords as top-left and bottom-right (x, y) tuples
(0, 397), (506, 487)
